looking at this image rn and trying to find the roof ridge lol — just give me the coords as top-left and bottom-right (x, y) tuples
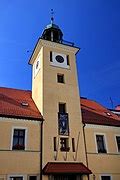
(0, 86), (31, 92)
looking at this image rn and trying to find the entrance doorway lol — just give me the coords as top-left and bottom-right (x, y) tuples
(53, 174), (76, 180)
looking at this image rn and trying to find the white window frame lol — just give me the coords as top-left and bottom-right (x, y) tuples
(94, 133), (108, 153)
(7, 175), (24, 180)
(10, 126), (28, 150)
(100, 174), (112, 180)
(115, 134), (120, 153)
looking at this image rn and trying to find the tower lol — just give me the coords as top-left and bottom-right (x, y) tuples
(29, 18), (91, 180)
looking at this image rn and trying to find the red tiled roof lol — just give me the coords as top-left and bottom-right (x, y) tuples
(115, 105), (120, 110)
(43, 162), (92, 174)
(0, 87), (120, 126)
(81, 98), (120, 126)
(0, 87), (43, 120)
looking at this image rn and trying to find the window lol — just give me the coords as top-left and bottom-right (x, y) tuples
(12, 129), (25, 150)
(50, 51), (52, 62)
(58, 103), (69, 135)
(53, 137), (57, 151)
(59, 103), (66, 113)
(116, 136), (120, 152)
(67, 55), (70, 65)
(101, 176), (111, 180)
(96, 135), (107, 153)
(10, 177), (23, 180)
(58, 113), (69, 135)
(35, 61), (39, 69)
(29, 176), (37, 180)
(72, 138), (75, 152)
(60, 138), (70, 151)
(57, 74), (64, 83)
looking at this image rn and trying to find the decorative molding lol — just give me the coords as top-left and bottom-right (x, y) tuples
(40, 39), (79, 54)
(0, 117), (41, 124)
(85, 124), (120, 130)
(87, 152), (120, 155)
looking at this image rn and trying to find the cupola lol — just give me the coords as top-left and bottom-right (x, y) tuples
(41, 10), (63, 43)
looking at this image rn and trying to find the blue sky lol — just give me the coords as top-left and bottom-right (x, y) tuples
(0, 0), (120, 108)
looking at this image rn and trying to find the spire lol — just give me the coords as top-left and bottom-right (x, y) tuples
(51, 9), (54, 24)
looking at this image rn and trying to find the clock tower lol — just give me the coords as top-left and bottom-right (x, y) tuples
(29, 18), (91, 180)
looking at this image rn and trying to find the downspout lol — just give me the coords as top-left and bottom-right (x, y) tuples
(40, 119), (44, 180)
(83, 123), (95, 180)
(83, 123), (89, 180)
(83, 123), (88, 167)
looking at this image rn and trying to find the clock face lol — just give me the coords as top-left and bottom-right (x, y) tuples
(55, 55), (64, 63)
(51, 52), (69, 69)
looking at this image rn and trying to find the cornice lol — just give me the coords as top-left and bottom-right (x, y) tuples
(85, 124), (120, 130)
(40, 39), (79, 54)
(29, 38), (79, 65)
(0, 116), (41, 124)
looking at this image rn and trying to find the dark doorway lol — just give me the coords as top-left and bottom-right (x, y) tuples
(53, 174), (76, 180)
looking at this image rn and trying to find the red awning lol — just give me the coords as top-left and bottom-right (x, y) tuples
(43, 162), (92, 174)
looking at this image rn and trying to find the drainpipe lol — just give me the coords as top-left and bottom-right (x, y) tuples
(40, 119), (44, 180)
(83, 123), (89, 180)
(83, 123), (88, 167)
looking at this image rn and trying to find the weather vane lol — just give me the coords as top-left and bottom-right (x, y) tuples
(51, 9), (54, 24)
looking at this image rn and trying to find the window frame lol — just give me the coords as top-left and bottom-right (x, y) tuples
(66, 55), (70, 66)
(115, 135), (120, 153)
(59, 103), (66, 113)
(28, 176), (37, 180)
(100, 174), (112, 180)
(10, 127), (27, 151)
(57, 74), (65, 83)
(94, 133), (108, 153)
(60, 137), (70, 152)
(7, 175), (24, 180)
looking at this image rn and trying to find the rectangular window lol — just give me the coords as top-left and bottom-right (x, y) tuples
(116, 136), (120, 152)
(12, 129), (25, 150)
(53, 137), (57, 151)
(60, 138), (70, 151)
(58, 112), (69, 136)
(29, 176), (37, 180)
(72, 138), (75, 152)
(101, 176), (111, 180)
(58, 103), (69, 135)
(96, 135), (107, 153)
(57, 74), (64, 83)
(67, 55), (70, 65)
(59, 103), (66, 113)
(50, 51), (52, 62)
(10, 177), (23, 180)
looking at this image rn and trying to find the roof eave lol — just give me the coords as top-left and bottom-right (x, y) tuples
(0, 114), (43, 121)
